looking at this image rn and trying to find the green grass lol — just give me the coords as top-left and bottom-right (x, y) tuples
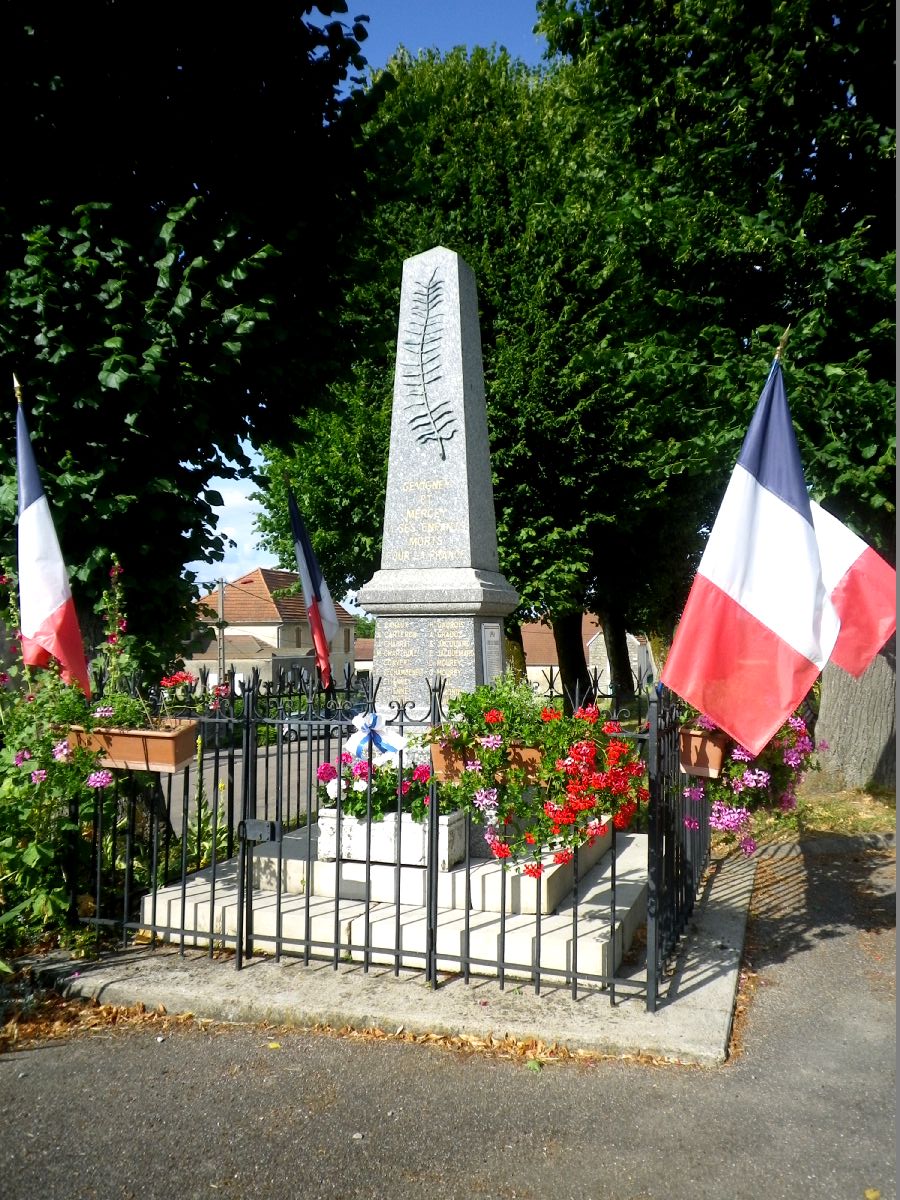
(748, 773), (895, 844)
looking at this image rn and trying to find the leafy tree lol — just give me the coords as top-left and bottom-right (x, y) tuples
(534, 0), (895, 547)
(537, 0), (896, 776)
(257, 17), (893, 708)
(355, 615), (376, 638)
(0, 2), (371, 664)
(256, 364), (392, 600)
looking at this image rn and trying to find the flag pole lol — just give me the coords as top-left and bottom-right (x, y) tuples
(12, 373), (23, 404)
(774, 325), (792, 362)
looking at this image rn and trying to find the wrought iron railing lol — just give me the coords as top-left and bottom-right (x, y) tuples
(74, 670), (707, 1012)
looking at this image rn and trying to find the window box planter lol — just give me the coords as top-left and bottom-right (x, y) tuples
(430, 742), (542, 784)
(67, 719), (200, 774)
(316, 807), (466, 871)
(678, 726), (731, 779)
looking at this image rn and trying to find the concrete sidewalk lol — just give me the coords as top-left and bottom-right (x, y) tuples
(33, 850), (756, 1067)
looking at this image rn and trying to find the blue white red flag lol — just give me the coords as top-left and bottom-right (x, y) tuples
(16, 400), (91, 696)
(661, 360), (895, 755)
(289, 490), (339, 689)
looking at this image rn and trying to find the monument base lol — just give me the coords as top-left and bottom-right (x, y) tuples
(358, 566), (519, 616)
(361, 612), (509, 720)
(357, 567), (519, 719)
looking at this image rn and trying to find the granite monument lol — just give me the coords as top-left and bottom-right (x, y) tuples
(357, 246), (519, 718)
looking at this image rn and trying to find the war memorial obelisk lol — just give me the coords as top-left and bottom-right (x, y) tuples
(356, 246), (519, 719)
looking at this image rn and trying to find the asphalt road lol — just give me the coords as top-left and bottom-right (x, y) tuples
(152, 739), (323, 837)
(0, 841), (894, 1200)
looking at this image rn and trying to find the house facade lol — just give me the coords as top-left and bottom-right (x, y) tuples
(520, 615), (654, 695)
(187, 568), (355, 686)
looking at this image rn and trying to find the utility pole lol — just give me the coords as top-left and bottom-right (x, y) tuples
(217, 578), (226, 686)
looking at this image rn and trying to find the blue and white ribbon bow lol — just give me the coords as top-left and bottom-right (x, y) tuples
(344, 712), (407, 761)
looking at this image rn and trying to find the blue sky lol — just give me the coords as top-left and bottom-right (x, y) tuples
(185, 1), (546, 598)
(355, 0), (546, 73)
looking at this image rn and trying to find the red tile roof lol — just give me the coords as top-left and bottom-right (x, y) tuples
(196, 568), (352, 626)
(191, 634), (281, 661)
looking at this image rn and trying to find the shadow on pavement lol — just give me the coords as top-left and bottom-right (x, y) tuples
(743, 835), (895, 972)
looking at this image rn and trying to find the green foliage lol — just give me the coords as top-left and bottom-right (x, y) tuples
(256, 23), (893, 694)
(354, 615), (376, 638)
(0, 565), (218, 948)
(533, 0), (895, 561)
(255, 366), (392, 597)
(443, 676), (556, 747)
(222, 9), (897, 761)
(0, 662), (105, 944)
(0, 3), (373, 661)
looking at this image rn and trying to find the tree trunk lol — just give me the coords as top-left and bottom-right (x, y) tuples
(504, 620), (527, 682)
(550, 611), (592, 712)
(816, 634), (896, 789)
(597, 608), (637, 710)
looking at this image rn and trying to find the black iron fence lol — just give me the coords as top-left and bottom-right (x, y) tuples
(645, 685), (711, 1011)
(73, 672), (706, 1011)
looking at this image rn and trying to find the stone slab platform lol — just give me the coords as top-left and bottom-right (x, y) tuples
(251, 820), (614, 916)
(140, 834), (648, 984)
(40, 848), (757, 1066)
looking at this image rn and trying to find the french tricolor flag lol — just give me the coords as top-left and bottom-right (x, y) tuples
(289, 490), (339, 689)
(16, 399), (92, 697)
(662, 360), (895, 756)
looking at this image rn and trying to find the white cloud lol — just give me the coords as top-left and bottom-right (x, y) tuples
(216, 481), (259, 509)
(184, 456), (362, 612)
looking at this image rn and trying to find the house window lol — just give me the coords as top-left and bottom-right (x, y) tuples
(344, 628), (351, 653)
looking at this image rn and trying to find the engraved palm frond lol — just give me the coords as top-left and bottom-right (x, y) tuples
(402, 269), (456, 460)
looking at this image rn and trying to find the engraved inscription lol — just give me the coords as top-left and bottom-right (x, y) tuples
(375, 618), (480, 709)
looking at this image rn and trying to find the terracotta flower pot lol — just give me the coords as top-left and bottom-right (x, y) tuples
(678, 726), (730, 779)
(430, 741), (542, 784)
(68, 719), (200, 774)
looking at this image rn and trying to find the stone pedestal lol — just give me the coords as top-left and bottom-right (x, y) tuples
(357, 246), (518, 718)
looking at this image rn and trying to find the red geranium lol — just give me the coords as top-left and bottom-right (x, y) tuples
(431, 677), (647, 875)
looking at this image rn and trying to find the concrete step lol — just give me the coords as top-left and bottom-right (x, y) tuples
(139, 834), (648, 985)
(251, 818), (615, 916)
(358, 834), (647, 981)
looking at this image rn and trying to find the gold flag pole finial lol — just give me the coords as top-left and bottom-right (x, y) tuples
(12, 373), (23, 404)
(774, 325), (792, 362)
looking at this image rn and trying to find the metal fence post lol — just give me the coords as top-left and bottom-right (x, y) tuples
(424, 679), (444, 986)
(236, 673), (257, 967)
(645, 689), (661, 1013)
